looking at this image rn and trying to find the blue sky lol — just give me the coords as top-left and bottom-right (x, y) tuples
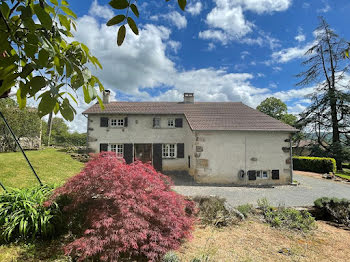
(60, 0), (350, 132)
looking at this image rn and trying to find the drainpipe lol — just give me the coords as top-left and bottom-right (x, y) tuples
(289, 134), (293, 184)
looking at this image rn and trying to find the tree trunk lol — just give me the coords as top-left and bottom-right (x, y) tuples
(46, 112), (53, 146)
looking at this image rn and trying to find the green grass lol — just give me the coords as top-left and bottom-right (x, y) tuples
(335, 168), (350, 180)
(0, 148), (83, 191)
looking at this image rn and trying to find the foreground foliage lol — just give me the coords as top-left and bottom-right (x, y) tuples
(314, 197), (350, 226)
(191, 196), (242, 227)
(258, 198), (316, 232)
(0, 186), (60, 242)
(47, 152), (196, 262)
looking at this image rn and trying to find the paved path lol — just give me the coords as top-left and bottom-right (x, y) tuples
(173, 173), (350, 207)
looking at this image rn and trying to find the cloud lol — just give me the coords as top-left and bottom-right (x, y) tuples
(187, 1), (202, 15)
(152, 11), (187, 30)
(295, 28), (306, 42)
(199, 0), (291, 46)
(88, 0), (114, 20)
(317, 1), (331, 13)
(271, 42), (314, 63)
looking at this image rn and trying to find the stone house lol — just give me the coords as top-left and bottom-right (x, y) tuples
(83, 92), (297, 185)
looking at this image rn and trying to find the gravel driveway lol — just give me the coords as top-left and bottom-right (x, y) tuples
(173, 172), (350, 207)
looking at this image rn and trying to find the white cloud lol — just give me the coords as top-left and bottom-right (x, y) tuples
(88, 0), (114, 20)
(295, 28), (306, 43)
(199, 0), (291, 46)
(161, 11), (187, 29)
(317, 1), (331, 13)
(167, 40), (181, 53)
(187, 1), (202, 15)
(271, 42), (314, 63)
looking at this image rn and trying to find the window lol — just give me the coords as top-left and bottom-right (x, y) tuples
(256, 170), (268, 179)
(167, 119), (175, 127)
(110, 118), (124, 127)
(162, 144), (176, 158)
(153, 118), (161, 128)
(262, 171), (268, 179)
(110, 144), (123, 156)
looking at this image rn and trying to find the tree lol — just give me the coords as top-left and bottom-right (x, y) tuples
(296, 18), (350, 170)
(256, 97), (297, 126)
(0, 0), (104, 121)
(257, 97), (288, 120)
(107, 0), (187, 46)
(0, 0), (187, 120)
(0, 98), (41, 151)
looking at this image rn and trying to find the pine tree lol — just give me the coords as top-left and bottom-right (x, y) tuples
(297, 18), (350, 170)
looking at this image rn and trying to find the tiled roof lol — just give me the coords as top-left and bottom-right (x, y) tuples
(83, 102), (297, 132)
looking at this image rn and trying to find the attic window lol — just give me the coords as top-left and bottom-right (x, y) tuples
(167, 119), (175, 128)
(111, 118), (124, 127)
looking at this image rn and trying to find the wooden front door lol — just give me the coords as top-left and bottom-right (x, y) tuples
(134, 144), (152, 163)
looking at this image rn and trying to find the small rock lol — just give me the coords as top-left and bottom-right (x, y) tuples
(278, 248), (292, 256)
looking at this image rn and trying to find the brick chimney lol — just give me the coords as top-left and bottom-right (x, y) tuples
(103, 90), (111, 104)
(183, 93), (194, 103)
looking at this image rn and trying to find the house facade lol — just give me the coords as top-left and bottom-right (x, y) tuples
(83, 92), (297, 185)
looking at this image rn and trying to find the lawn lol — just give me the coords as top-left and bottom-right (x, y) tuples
(336, 168), (350, 180)
(0, 148), (84, 191)
(1, 220), (350, 262)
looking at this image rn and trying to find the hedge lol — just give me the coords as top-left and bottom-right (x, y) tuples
(293, 156), (337, 174)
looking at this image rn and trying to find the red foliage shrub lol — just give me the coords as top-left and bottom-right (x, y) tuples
(47, 152), (196, 261)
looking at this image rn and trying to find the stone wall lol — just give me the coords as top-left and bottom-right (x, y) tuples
(0, 136), (41, 152)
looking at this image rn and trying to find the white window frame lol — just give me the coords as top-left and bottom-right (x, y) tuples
(154, 117), (161, 128)
(110, 118), (124, 127)
(256, 170), (269, 179)
(162, 144), (176, 158)
(167, 118), (175, 128)
(110, 144), (124, 157)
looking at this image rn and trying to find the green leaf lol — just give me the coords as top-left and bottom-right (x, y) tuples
(127, 17), (138, 35)
(0, 2), (10, 19)
(130, 4), (139, 17)
(109, 0), (129, 9)
(61, 0), (69, 6)
(83, 85), (91, 103)
(58, 14), (70, 31)
(38, 49), (49, 67)
(29, 76), (46, 96)
(60, 98), (75, 121)
(97, 96), (105, 110)
(345, 50), (349, 58)
(38, 92), (56, 117)
(17, 88), (27, 109)
(61, 6), (77, 19)
(117, 25), (126, 46)
(33, 4), (53, 30)
(106, 15), (125, 26)
(49, 0), (59, 6)
(177, 0), (186, 11)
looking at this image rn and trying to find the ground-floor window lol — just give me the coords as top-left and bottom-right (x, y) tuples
(162, 144), (176, 158)
(110, 144), (124, 156)
(256, 170), (269, 179)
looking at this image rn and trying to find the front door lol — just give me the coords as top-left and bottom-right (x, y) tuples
(134, 144), (152, 163)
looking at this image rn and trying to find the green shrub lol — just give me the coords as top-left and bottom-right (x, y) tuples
(314, 197), (350, 226)
(258, 198), (316, 232)
(191, 196), (238, 227)
(0, 185), (61, 242)
(163, 251), (181, 262)
(236, 204), (255, 218)
(293, 156), (337, 173)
